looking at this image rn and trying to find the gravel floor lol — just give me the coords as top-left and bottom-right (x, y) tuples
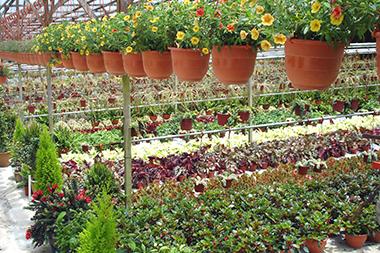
(0, 166), (379, 253)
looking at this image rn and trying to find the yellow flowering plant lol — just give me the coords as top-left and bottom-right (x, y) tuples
(101, 14), (128, 52)
(170, 0), (212, 52)
(134, 2), (176, 52)
(80, 19), (104, 55)
(280, 0), (378, 44)
(120, 4), (145, 54)
(211, 0), (285, 51)
(33, 23), (67, 53)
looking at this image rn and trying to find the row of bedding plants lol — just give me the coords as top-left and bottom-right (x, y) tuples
(26, 156), (380, 252)
(2, 0), (378, 89)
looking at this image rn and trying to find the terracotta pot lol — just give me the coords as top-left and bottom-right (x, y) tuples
(304, 239), (327, 253)
(0, 76), (7, 84)
(170, 48), (210, 82)
(238, 111), (250, 122)
(162, 114), (171, 120)
(298, 166), (309, 175)
(194, 184), (205, 193)
(372, 161), (380, 170)
(177, 175), (186, 182)
(217, 113), (230, 126)
(80, 99), (87, 108)
(102, 51), (125, 75)
(285, 39), (344, 90)
(369, 231), (380, 243)
(0, 152), (10, 167)
(108, 97), (116, 104)
(28, 105), (36, 114)
(86, 53), (106, 73)
(224, 179), (233, 189)
(71, 52), (89, 71)
(111, 119), (119, 126)
(350, 99), (359, 111)
(122, 53), (146, 77)
(376, 33), (380, 78)
(180, 118), (192, 131)
(142, 51), (173, 80)
(61, 55), (75, 69)
(345, 234), (367, 249)
(149, 115), (158, 121)
(332, 101), (345, 112)
(212, 45), (257, 84)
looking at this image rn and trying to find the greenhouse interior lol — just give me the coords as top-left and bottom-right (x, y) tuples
(0, 0), (380, 252)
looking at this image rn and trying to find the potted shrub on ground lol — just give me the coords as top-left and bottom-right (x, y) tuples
(169, 0), (211, 82)
(280, 0), (375, 90)
(135, 2), (175, 79)
(0, 103), (16, 167)
(210, 0), (284, 84)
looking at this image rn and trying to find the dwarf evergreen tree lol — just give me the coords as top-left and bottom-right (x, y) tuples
(35, 128), (63, 193)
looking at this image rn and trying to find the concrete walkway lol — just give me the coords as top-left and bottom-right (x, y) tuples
(0, 166), (379, 253)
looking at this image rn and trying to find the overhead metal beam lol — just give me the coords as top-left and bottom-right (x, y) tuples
(77, 0), (96, 19)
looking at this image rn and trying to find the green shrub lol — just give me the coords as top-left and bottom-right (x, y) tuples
(77, 192), (117, 253)
(0, 105), (16, 152)
(84, 163), (119, 198)
(35, 128), (63, 193)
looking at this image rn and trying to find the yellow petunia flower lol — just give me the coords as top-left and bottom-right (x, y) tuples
(124, 15), (130, 21)
(176, 31), (185, 41)
(184, 0), (190, 4)
(251, 28), (259, 40)
(240, 30), (248, 40)
(256, 5), (264, 14)
(126, 46), (133, 53)
(132, 31), (136, 37)
(135, 11), (142, 18)
(260, 40), (271, 51)
(193, 25), (200, 33)
(261, 13), (274, 26)
(311, 1), (321, 13)
(151, 26), (158, 32)
(92, 27), (97, 32)
(146, 5), (154, 11)
(48, 47), (52, 51)
(202, 48), (209, 55)
(150, 17), (159, 23)
(191, 36), (200, 45)
(330, 14), (344, 26)
(85, 50), (90, 56)
(310, 19), (321, 32)
(274, 34), (287, 45)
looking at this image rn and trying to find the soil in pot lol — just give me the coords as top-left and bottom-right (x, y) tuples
(122, 53), (146, 77)
(345, 234), (368, 249)
(86, 53), (106, 73)
(102, 51), (125, 75)
(0, 152), (11, 167)
(180, 119), (193, 131)
(217, 113), (230, 126)
(112, 119), (119, 126)
(142, 51), (173, 80)
(304, 239), (327, 253)
(149, 115), (158, 121)
(212, 45), (257, 85)
(71, 52), (89, 71)
(170, 48), (210, 82)
(285, 39), (344, 90)
(162, 114), (171, 120)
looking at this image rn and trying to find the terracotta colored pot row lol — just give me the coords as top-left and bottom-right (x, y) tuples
(0, 51), (57, 66)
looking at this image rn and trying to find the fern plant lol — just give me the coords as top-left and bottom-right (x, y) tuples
(35, 128), (63, 193)
(77, 191), (117, 253)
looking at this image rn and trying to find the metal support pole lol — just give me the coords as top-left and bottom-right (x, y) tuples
(46, 66), (54, 133)
(122, 75), (132, 207)
(17, 64), (24, 121)
(247, 78), (253, 143)
(174, 77), (179, 112)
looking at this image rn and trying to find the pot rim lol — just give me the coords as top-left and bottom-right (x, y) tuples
(286, 38), (345, 47)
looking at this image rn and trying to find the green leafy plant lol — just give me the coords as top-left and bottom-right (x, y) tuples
(84, 162), (119, 198)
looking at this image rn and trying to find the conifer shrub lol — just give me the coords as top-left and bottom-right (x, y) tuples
(84, 162), (119, 197)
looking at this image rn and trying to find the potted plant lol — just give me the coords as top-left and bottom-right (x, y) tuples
(135, 2), (175, 79)
(82, 18), (106, 73)
(238, 106), (252, 123)
(216, 106), (231, 126)
(162, 105), (174, 120)
(193, 176), (208, 193)
(0, 104), (16, 167)
(0, 65), (10, 84)
(292, 98), (309, 117)
(64, 23), (90, 71)
(101, 14), (126, 75)
(178, 111), (195, 131)
(219, 173), (237, 189)
(281, 0), (375, 90)
(210, 0), (283, 84)
(332, 93), (347, 113)
(169, 0), (211, 82)
(120, 6), (146, 78)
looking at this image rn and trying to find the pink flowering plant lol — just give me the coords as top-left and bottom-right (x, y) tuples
(26, 181), (91, 248)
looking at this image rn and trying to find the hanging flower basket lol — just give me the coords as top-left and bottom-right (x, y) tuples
(102, 51), (125, 75)
(61, 54), (75, 69)
(212, 45), (257, 85)
(71, 52), (89, 71)
(170, 48), (210, 82)
(142, 51), (173, 80)
(285, 39), (344, 90)
(86, 53), (106, 73)
(122, 53), (146, 77)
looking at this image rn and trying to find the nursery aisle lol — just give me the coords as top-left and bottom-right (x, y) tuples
(0, 166), (49, 253)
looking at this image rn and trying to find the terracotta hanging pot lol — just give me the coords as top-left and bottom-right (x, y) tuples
(86, 53), (106, 73)
(122, 53), (146, 77)
(375, 33), (380, 78)
(212, 45), (257, 85)
(169, 48), (210, 82)
(41, 53), (53, 66)
(142, 50), (173, 80)
(345, 234), (367, 249)
(285, 39), (344, 90)
(70, 52), (89, 71)
(61, 54), (75, 69)
(102, 51), (125, 75)
(0, 76), (6, 84)
(304, 239), (327, 253)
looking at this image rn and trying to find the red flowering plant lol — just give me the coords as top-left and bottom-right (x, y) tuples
(26, 180), (91, 248)
(279, 0), (378, 45)
(210, 0), (285, 51)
